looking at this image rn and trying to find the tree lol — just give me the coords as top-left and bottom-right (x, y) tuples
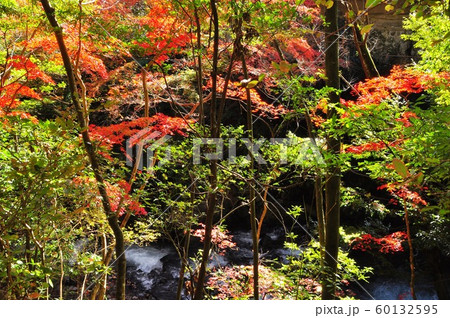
(39, 0), (126, 299)
(193, 0), (220, 300)
(321, 0), (341, 300)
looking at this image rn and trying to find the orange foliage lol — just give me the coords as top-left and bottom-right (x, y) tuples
(378, 183), (427, 207)
(191, 224), (237, 256)
(340, 66), (449, 154)
(345, 141), (386, 154)
(7, 55), (55, 84)
(207, 77), (290, 119)
(89, 113), (191, 152)
(343, 66), (450, 108)
(72, 177), (147, 216)
(133, 1), (191, 64)
(25, 24), (108, 82)
(286, 38), (318, 61)
(0, 55), (53, 121)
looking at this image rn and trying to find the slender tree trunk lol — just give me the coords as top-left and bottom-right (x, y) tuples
(302, 94), (326, 263)
(142, 69), (150, 117)
(404, 206), (417, 300)
(351, 24), (379, 79)
(241, 54), (259, 300)
(194, 7), (204, 127)
(343, 1), (379, 79)
(193, 0), (220, 300)
(177, 179), (196, 300)
(40, 0), (126, 299)
(177, 229), (192, 300)
(315, 174), (326, 263)
(321, 1), (341, 300)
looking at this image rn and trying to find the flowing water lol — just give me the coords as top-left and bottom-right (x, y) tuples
(124, 228), (291, 299)
(124, 228), (440, 300)
(357, 276), (438, 300)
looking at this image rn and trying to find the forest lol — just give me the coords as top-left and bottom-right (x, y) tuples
(0, 0), (449, 300)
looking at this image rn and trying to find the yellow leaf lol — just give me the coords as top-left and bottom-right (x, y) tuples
(325, 0), (334, 9)
(385, 4), (394, 11)
(360, 24), (374, 36)
(279, 61), (291, 73)
(246, 80), (259, 89)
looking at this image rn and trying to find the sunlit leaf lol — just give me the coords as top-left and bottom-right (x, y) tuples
(365, 0), (382, 8)
(279, 60), (291, 73)
(246, 80), (259, 89)
(392, 158), (409, 179)
(360, 24), (374, 36)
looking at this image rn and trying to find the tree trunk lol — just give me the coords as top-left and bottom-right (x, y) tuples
(404, 207), (417, 300)
(193, 0), (220, 300)
(241, 54), (259, 301)
(176, 229), (191, 300)
(40, 0), (126, 300)
(351, 23), (379, 79)
(321, 0), (341, 300)
(194, 7), (205, 127)
(315, 173), (326, 264)
(343, 1), (380, 79)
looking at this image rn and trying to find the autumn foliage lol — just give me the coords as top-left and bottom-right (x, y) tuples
(89, 113), (191, 153)
(352, 232), (408, 254)
(72, 177), (147, 217)
(343, 66), (450, 108)
(0, 55), (54, 121)
(191, 224), (237, 256)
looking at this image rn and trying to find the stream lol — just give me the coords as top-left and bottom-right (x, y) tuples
(124, 228), (440, 300)
(124, 228), (295, 299)
(355, 275), (438, 300)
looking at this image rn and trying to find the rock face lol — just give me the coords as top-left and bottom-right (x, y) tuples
(341, 1), (417, 75)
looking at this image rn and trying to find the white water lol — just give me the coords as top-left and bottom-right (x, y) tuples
(126, 246), (171, 273)
(125, 246), (171, 290)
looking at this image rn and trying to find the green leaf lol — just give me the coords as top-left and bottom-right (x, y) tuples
(348, 9), (355, 19)
(360, 24), (374, 36)
(246, 80), (259, 89)
(365, 0), (382, 8)
(258, 73), (266, 82)
(421, 206), (438, 213)
(412, 172), (424, 185)
(392, 158), (409, 179)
